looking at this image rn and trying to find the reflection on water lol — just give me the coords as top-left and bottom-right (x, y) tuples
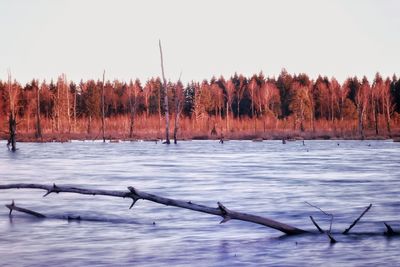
(0, 140), (399, 266)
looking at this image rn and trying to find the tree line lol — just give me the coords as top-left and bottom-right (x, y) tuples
(1, 69), (400, 141)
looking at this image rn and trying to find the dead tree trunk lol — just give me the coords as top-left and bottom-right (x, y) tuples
(7, 72), (17, 152)
(0, 183), (306, 235)
(159, 40), (170, 144)
(8, 114), (17, 152)
(101, 70), (106, 142)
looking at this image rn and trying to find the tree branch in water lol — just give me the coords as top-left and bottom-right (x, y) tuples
(0, 183), (306, 235)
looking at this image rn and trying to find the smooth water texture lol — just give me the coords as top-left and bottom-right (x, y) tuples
(0, 140), (399, 266)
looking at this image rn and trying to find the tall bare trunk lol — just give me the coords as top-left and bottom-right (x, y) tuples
(101, 70), (106, 142)
(159, 40), (170, 144)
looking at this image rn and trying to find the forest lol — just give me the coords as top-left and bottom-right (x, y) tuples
(1, 69), (400, 142)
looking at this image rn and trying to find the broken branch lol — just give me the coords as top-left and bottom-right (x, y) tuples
(6, 200), (46, 218)
(309, 216), (323, 233)
(343, 204), (372, 234)
(383, 222), (398, 236)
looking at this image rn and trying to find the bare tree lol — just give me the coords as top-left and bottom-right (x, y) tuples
(7, 71), (17, 151)
(159, 40), (170, 144)
(371, 74), (383, 136)
(356, 78), (370, 139)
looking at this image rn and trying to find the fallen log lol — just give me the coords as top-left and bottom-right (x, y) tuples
(0, 183), (306, 235)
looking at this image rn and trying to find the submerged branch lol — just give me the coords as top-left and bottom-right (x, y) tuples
(309, 216), (323, 233)
(383, 222), (399, 236)
(6, 200), (46, 218)
(0, 183), (306, 235)
(343, 204), (372, 234)
(306, 202), (337, 243)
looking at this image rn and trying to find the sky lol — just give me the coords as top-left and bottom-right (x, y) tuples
(0, 0), (399, 84)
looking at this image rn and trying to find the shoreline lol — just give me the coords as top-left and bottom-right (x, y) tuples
(2, 132), (399, 143)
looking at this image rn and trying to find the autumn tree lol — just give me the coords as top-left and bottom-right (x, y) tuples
(276, 69), (294, 118)
(290, 81), (312, 131)
(128, 79), (142, 138)
(232, 73), (247, 118)
(28, 80), (42, 139)
(69, 81), (78, 132)
(173, 80), (184, 143)
(391, 75), (400, 114)
(355, 77), (370, 139)
(225, 79), (235, 131)
(261, 80), (281, 122)
(382, 77), (394, 136)
(210, 80), (224, 121)
(82, 80), (101, 134)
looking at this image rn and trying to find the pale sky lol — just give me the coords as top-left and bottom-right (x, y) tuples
(0, 0), (399, 84)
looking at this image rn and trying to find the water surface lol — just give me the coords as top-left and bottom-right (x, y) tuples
(0, 140), (399, 266)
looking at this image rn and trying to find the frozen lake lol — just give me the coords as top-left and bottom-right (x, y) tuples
(0, 140), (399, 266)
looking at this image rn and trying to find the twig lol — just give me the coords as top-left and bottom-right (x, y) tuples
(305, 201), (334, 233)
(342, 204), (372, 234)
(306, 202), (337, 243)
